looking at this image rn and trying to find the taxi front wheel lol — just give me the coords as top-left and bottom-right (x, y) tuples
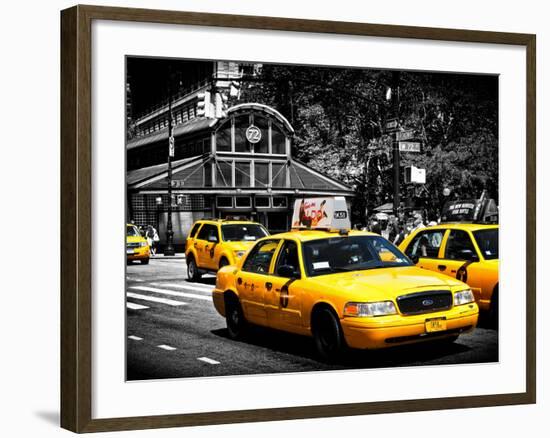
(187, 256), (201, 281)
(312, 307), (346, 362)
(225, 297), (247, 340)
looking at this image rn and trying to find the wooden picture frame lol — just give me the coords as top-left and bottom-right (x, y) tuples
(60, 4), (536, 433)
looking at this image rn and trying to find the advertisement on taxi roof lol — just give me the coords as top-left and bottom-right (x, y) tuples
(291, 197), (351, 230)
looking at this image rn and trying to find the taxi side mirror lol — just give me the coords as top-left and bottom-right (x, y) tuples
(410, 254), (420, 264)
(208, 235), (218, 243)
(277, 265), (300, 279)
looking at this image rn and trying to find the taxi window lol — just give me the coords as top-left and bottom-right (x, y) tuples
(275, 240), (300, 276)
(242, 239), (280, 274)
(189, 222), (202, 239)
(473, 228), (498, 260)
(405, 230), (444, 258)
(445, 230), (477, 260)
(127, 225), (140, 237)
(221, 224), (268, 242)
(197, 224), (219, 243)
(302, 235), (411, 277)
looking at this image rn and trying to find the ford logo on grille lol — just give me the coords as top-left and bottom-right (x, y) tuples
(422, 299), (434, 307)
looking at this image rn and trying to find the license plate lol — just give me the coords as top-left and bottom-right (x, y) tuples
(126, 249), (134, 254)
(425, 318), (447, 333)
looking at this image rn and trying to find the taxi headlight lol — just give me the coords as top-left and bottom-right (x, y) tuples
(140, 241), (148, 247)
(454, 289), (475, 306)
(344, 301), (397, 317)
(234, 250), (246, 258)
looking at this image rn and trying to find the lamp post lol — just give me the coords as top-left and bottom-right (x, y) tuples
(164, 71), (176, 256)
(390, 70), (401, 216)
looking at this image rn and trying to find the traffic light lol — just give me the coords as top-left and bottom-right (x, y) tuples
(196, 91), (212, 118)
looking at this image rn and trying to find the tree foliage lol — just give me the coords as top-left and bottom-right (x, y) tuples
(234, 65), (498, 225)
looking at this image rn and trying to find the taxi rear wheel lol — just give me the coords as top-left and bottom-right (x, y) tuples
(225, 296), (246, 340)
(187, 256), (201, 281)
(312, 307), (346, 362)
(489, 288), (499, 328)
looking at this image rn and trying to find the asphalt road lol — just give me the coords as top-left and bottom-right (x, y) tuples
(126, 258), (498, 380)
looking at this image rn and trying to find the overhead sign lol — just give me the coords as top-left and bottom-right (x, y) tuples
(385, 118), (399, 131)
(396, 130), (415, 141)
(291, 197), (351, 230)
(398, 141), (422, 153)
(245, 125), (262, 144)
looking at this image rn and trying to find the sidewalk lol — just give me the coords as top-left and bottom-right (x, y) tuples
(150, 253), (186, 260)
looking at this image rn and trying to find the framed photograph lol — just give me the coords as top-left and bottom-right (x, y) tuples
(60, 4), (536, 433)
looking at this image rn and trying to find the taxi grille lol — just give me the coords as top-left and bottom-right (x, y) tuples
(396, 290), (452, 315)
(127, 242), (141, 249)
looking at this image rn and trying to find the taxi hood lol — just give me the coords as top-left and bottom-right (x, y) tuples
(127, 235), (146, 243)
(308, 266), (465, 301)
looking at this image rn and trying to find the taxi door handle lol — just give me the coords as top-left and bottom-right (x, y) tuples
(438, 265), (447, 271)
(265, 282), (272, 291)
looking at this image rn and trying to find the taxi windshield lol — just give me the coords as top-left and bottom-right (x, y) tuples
(126, 225), (140, 237)
(302, 235), (412, 277)
(221, 224), (268, 242)
(473, 228), (498, 260)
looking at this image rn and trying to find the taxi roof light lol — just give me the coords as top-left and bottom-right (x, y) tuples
(291, 197), (351, 233)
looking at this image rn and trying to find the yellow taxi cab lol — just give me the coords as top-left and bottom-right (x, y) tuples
(126, 223), (150, 264)
(399, 223), (499, 320)
(212, 198), (478, 360)
(185, 219), (269, 281)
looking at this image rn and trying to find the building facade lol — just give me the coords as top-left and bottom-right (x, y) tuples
(126, 62), (355, 250)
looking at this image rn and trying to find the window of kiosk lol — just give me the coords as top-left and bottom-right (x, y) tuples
(255, 196), (270, 208)
(216, 196), (233, 208)
(203, 162), (212, 187)
(272, 196), (287, 208)
(235, 196), (252, 208)
(215, 119), (231, 152)
(272, 122), (286, 155)
(234, 114), (251, 153)
(216, 161), (232, 187)
(253, 115), (269, 154)
(272, 163), (286, 187)
(235, 162), (251, 187)
(254, 162), (269, 187)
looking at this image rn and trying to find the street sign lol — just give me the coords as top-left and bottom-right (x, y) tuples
(404, 166), (426, 184)
(386, 118), (399, 131)
(398, 141), (422, 153)
(169, 136), (175, 157)
(396, 130), (415, 141)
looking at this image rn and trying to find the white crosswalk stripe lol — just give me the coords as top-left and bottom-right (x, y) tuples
(128, 335), (143, 341)
(126, 302), (149, 310)
(197, 357), (220, 365)
(126, 292), (186, 306)
(157, 345), (176, 351)
(130, 285), (212, 301)
(155, 283), (213, 295)
(182, 282), (215, 291)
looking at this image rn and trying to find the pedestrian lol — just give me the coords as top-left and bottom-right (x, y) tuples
(145, 225), (159, 256)
(393, 224), (407, 246)
(411, 212), (426, 233)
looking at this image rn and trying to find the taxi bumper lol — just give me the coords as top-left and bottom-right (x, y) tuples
(341, 304), (478, 349)
(126, 245), (150, 261)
